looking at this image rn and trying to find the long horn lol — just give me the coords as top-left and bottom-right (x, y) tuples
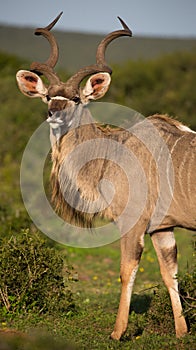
(64, 17), (132, 97)
(30, 12), (63, 85)
(96, 17), (132, 68)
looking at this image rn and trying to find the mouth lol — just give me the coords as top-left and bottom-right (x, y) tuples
(47, 115), (73, 130)
(47, 115), (63, 123)
(46, 114), (64, 129)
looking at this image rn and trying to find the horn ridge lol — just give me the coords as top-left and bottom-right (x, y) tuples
(30, 12), (63, 84)
(64, 18), (132, 96)
(96, 18), (132, 67)
(30, 15), (132, 97)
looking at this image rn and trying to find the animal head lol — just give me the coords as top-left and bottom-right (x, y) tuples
(16, 12), (132, 133)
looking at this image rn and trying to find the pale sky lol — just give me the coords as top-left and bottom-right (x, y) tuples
(0, 0), (196, 37)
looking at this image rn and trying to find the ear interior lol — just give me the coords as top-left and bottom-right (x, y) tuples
(16, 70), (48, 99)
(82, 72), (111, 101)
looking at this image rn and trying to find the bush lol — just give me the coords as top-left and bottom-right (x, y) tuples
(144, 240), (196, 336)
(179, 240), (196, 334)
(128, 239), (195, 338)
(0, 230), (75, 317)
(144, 287), (175, 335)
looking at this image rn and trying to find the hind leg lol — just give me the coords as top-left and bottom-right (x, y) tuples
(151, 229), (187, 337)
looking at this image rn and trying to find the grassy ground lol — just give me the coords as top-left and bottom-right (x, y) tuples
(0, 229), (195, 349)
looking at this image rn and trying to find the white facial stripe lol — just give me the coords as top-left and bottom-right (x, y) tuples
(50, 96), (69, 101)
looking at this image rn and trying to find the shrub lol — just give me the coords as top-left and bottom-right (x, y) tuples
(144, 240), (196, 336)
(144, 287), (175, 335)
(179, 240), (196, 334)
(0, 230), (75, 317)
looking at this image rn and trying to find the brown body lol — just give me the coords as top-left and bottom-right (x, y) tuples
(51, 114), (196, 232)
(16, 13), (196, 340)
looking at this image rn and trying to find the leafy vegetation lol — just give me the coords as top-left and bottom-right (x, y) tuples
(0, 237), (195, 349)
(109, 51), (196, 128)
(179, 241), (196, 334)
(0, 230), (75, 316)
(0, 50), (195, 348)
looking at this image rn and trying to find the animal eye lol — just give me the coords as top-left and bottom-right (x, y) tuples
(72, 96), (80, 104)
(48, 110), (53, 117)
(46, 95), (51, 101)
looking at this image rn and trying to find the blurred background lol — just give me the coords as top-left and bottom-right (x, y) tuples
(1, 0), (196, 36)
(0, 0), (195, 262)
(0, 0), (196, 70)
(0, 1), (195, 348)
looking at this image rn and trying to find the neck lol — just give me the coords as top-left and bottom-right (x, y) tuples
(49, 104), (95, 148)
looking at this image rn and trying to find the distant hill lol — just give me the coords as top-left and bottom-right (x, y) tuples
(0, 25), (195, 72)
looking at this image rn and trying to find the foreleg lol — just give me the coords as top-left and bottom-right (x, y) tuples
(111, 229), (145, 340)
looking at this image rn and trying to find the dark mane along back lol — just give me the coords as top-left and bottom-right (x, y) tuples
(148, 114), (193, 133)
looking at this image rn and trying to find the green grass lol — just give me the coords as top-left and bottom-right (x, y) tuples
(66, 229), (195, 292)
(0, 230), (195, 349)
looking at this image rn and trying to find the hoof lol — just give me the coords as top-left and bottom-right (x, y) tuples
(110, 331), (121, 341)
(176, 320), (188, 338)
(176, 328), (188, 338)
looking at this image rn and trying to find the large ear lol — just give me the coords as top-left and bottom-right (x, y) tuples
(82, 72), (111, 102)
(16, 70), (48, 100)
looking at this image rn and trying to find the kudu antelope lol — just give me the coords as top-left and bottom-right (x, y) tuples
(16, 13), (196, 340)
